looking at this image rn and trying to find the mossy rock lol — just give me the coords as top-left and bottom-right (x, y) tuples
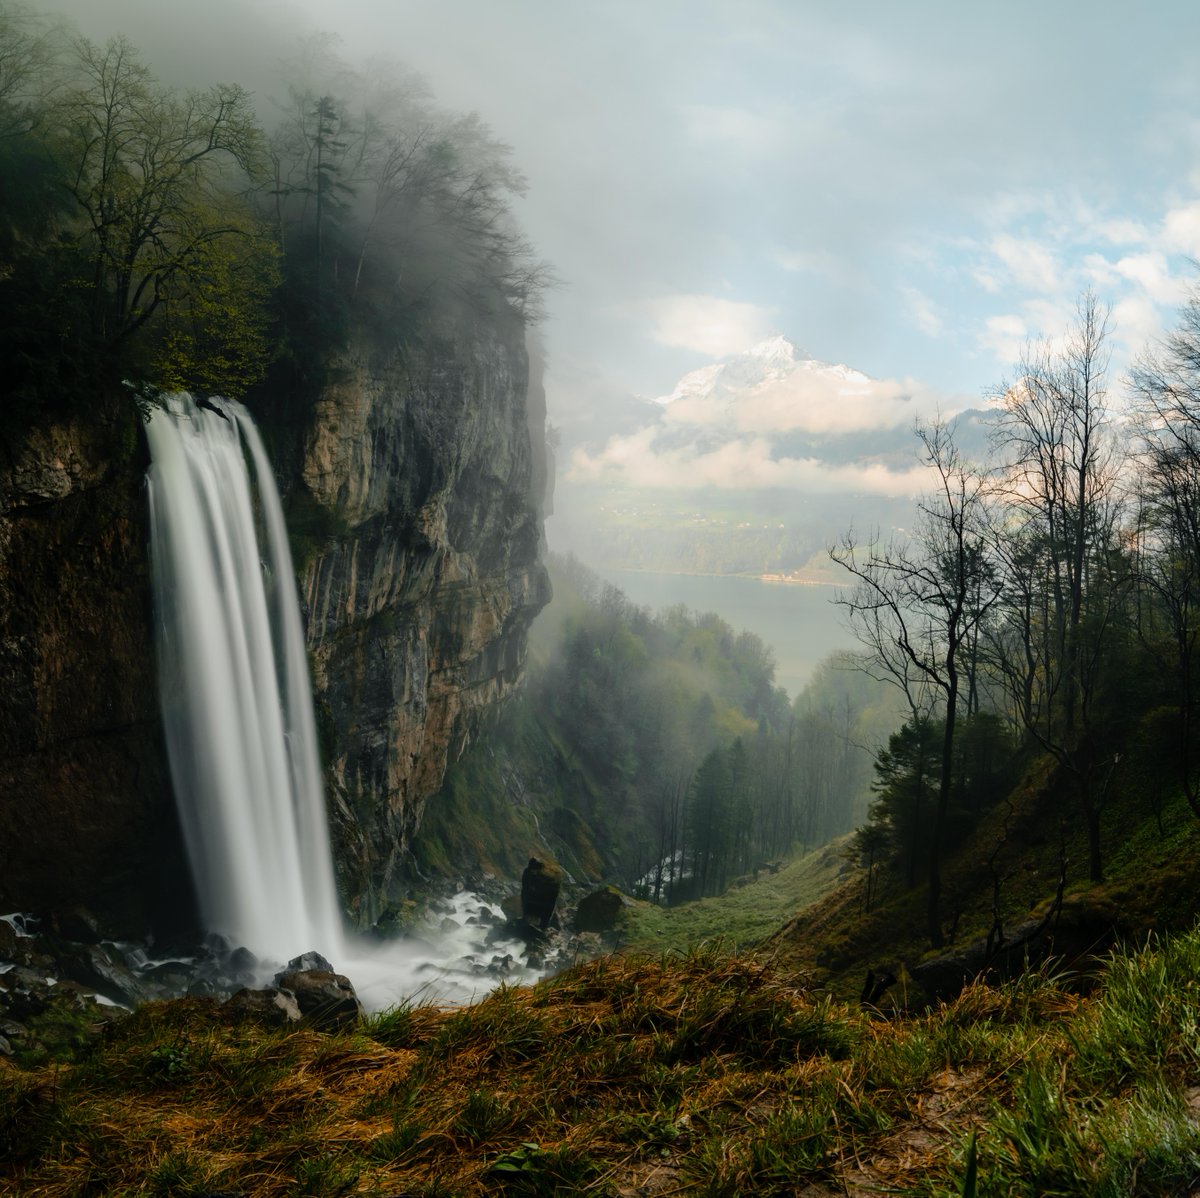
(574, 886), (628, 934)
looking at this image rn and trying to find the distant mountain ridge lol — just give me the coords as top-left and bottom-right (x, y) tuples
(550, 335), (994, 576)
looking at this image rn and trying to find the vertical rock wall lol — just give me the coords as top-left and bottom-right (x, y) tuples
(0, 312), (549, 929)
(0, 399), (184, 929)
(296, 318), (549, 922)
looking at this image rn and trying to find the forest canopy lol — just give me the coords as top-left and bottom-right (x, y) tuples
(0, 3), (551, 421)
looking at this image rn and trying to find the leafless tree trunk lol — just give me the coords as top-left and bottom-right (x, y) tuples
(833, 420), (999, 948)
(989, 292), (1123, 883)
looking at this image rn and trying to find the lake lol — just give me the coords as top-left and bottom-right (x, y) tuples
(599, 569), (858, 699)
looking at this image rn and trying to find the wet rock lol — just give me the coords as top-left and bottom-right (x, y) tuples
(574, 886), (628, 934)
(500, 893), (522, 922)
(0, 920), (27, 962)
(60, 944), (154, 1007)
(0, 968), (52, 1020)
(276, 969), (363, 1032)
(227, 946), (258, 976)
(521, 858), (561, 929)
(278, 951), (336, 978)
(224, 987), (303, 1027)
(202, 932), (234, 957)
(572, 931), (604, 958)
(440, 917), (460, 933)
(49, 905), (104, 945)
(0, 1017), (27, 1045)
(144, 961), (194, 989)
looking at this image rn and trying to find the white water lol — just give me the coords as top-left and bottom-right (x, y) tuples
(146, 394), (343, 965)
(144, 394), (542, 1008)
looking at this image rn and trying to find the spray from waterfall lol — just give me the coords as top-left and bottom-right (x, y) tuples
(144, 392), (545, 1007)
(145, 393), (343, 964)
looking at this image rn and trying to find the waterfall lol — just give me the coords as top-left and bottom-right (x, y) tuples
(145, 393), (342, 964)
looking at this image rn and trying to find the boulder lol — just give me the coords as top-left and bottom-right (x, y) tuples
(276, 950), (336, 978)
(224, 987), (303, 1027)
(275, 969), (363, 1031)
(49, 905), (104, 945)
(0, 920), (26, 963)
(574, 886), (627, 934)
(58, 944), (154, 1007)
(520, 858), (561, 929)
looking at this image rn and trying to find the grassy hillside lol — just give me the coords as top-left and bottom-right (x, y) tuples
(620, 839), (851, 955)
(771, 744), (1200, 1006)
(5, 934), (1200, 1195)
(412, 554), (891, 894)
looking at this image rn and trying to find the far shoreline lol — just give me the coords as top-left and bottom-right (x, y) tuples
(606, 566), (842, 588)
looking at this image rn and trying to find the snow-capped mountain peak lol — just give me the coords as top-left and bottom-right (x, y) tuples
(654, 336), (870, 408)
(745, 334), (805, 364)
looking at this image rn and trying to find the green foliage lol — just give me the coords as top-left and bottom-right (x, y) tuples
(861, 713), (1017, 890)
(0, 17), (547, 421)
(151, 209), (282, 397)
(416, 554), (882, 897)
(486, 1141), (606, 1192)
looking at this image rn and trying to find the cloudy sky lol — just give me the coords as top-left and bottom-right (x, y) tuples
(52, 0), (1200, 438)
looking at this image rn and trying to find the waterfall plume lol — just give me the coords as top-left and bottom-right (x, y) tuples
(145, 393), (342, 964)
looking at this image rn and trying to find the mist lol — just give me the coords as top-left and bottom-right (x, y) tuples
(32, 0), (1200, 775)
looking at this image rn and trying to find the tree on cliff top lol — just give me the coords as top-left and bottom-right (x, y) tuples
(54, 38), (275, 373)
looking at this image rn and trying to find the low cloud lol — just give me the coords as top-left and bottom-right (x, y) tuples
(642, 294), (777, 357)
(567, 351), (954, 496)
(902, 286), (944, 337)
(659, 367), (938, 436)
(679, 103), (789, 157)
(568, 431), (932, 496)
(979, 313), (1027, 364)
(1160, 200), (1200, 257)
(990, 234), (1063, 294)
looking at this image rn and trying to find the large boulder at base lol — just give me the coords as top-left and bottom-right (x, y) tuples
(59, 943), (155, 1007)
(276, 969), (363, 1031)
(224, 987), (303, 1027)
(574, 886), (628, 934)
(276, 950), (336, 978)
(520, 858), (561, 929)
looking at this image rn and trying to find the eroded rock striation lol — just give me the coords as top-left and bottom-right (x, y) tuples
(299, 320), (550, 924)
(0, 313), (549, 930)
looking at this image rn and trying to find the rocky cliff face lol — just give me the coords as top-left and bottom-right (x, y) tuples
(0, 313), (549, 929)
(292, 317), (549, 924)
(0, 398), (185, 929)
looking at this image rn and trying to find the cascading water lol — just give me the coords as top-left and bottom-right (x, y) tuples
(145, 394), (343, 965)
(144, 392), (544, 1008)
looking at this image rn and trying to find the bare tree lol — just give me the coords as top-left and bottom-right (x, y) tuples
(1130, 285), (1200, 818)
(988, 292), (1125, 882)
(833, 419), (999, 948)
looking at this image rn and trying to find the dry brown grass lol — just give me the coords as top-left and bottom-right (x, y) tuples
(3, 940), (1200, 1195)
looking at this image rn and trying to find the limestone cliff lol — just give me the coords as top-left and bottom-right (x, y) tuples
(297, 318), (550, 924)
(0, 314), (549, 929)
